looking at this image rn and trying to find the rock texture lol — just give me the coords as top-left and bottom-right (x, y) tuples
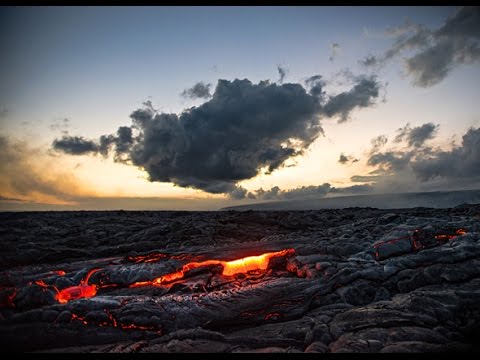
(1, 205), (480, 352)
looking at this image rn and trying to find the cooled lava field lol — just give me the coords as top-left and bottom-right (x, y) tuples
(1, 206), (480, 353)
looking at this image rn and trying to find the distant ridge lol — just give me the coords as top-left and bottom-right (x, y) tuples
(222, 189), (480, 211)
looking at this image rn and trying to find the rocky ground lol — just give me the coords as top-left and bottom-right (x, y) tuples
(1, 205), (480, 353)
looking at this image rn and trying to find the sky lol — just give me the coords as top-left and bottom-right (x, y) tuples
(1, 6), (479, 210)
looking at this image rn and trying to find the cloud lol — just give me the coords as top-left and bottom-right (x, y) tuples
(350, 175), (383, 183)
(352, 124), (480, 193)
(370, 135), (388, 152)
(338, 153), (359, 165)
(367, 151), (414, 171)
(411, 126), (480, 182)
(392, 122), (438, 147)
(52, 126), (133, 161)
(0, 195), (28, 202)
(322, 75), (381, 123)
(52, 136), (100, 155)
(53, 75), (381, 195)
(181, 81), (212, 99)
(359, 54), (380, 67)
(277, 65), (288, 83)
(0, 106), (7, 118)
(329, 42), (340, 62)
(242, 183), (373, 201)
(50, 118), (70, 133)
(304, 75), (326, 98)
(363, 6), (480, 87)
(0, 135), (87, 204)
(406, 122), (438, 147)
(394, 123), (410, 143)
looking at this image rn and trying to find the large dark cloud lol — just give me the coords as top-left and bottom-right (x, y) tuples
(53, 76), (381, 195)
(322, 75), (380, 123)
(181, 82), (212, 99)
(362, 7), (480, 87)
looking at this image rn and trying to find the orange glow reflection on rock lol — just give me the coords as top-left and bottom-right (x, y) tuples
(55, 268), (100, 304)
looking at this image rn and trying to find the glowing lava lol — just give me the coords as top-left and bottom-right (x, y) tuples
(55, 268), (100, 304)
(5, 249), (295, 305)
(374, 228), (468, 260)
(130, 248), (295, 288)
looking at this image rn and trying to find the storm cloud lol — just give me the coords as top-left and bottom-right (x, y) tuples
(53, 75), (382, 195)
(181, 81), (212, 99)
(363, 6), (480, 87)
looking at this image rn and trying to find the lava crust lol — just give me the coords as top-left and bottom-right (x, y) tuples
(1, 206), (480, 352)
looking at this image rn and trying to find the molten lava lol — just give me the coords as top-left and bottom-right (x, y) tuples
(130, 248), (295, 288)
(2, 249), (295, 306)
(52, 249), (295, 304)
(374, 228), (468, 260)
(55, 268), (100, 304)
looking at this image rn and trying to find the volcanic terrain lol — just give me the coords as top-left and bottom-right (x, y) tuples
(1, 206), (480, 353)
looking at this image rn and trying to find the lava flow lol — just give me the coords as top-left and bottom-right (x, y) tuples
(55, 268), (100, 304)
(130, 248), (296, 288)
(374, 228), (468, 260)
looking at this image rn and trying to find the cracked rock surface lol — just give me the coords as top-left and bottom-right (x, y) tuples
(1, 205), (480, 352)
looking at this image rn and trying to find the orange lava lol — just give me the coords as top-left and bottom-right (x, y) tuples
(435, 228), (467, 241)
(375, 228), (468, 260)
(47, 249), (295, 303)
(130, 248), (295, 288)
(55, 268), (100, 304)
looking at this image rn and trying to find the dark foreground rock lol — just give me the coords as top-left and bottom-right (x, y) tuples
(1, 205), (480, 352)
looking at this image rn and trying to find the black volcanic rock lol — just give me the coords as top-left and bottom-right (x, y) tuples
(0, 206), (479, 352)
